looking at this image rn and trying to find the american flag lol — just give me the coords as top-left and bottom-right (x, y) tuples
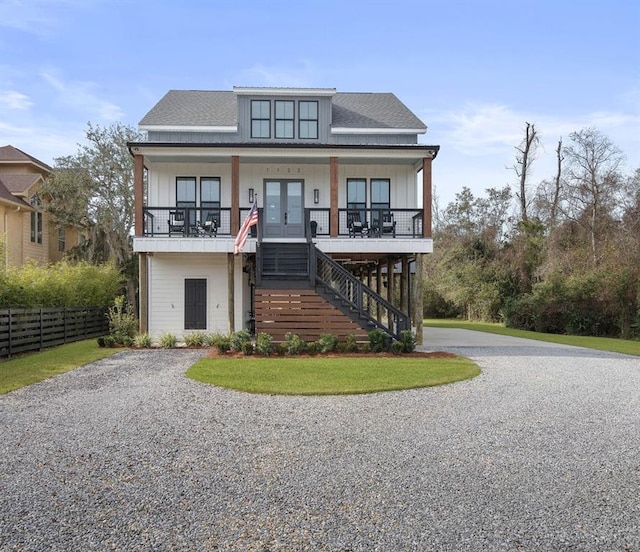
(234, 202), (259, 255)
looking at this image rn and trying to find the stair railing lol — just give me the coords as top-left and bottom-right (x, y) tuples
(314, 247), (409, 340)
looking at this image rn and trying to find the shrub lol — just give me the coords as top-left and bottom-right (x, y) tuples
(255, 332), (274, 356)
(240, 341), (254, 356)
(159, 332), (177, 348)
(0, 260), (123, 308)
(133, 333), (152, 348)
(184, 331), (206, 347)
(229, 329), (252, 352)
(391, 341), (404, 355)
(285, 333), (306, 355)
(306, 342), (319, 355)
(341, 334), (360, 353)
(203, 332), (219, 346)
(368, 329), (391, 353)
(211, 334), (231, 354)
(107, 295), (138, 345)
(316, 333), (338, 354)
(276, 342), (288, 356)
(399, 330), (417, 353)
(101, 335), (116, 348)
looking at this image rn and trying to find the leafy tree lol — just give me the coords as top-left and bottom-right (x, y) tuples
(42, 122), (145, 303)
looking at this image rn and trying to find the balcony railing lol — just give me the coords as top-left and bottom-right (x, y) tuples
(141, 207), (425, 238)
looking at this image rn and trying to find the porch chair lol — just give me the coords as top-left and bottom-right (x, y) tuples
(347, 210), (368, 237)
(202, 211), (218, 237)
(381, 212), (396, 237)
(168, 210), (185, 235)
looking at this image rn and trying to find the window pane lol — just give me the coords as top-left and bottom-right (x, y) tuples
(200, 178), (220, 203)
(347, 179), (366, 205)
(299, 121), (318, 139)
(275, 100), (293, 119)
(252, 100), (270, 119)
(300, 101), (317, 119)
(252, 120), (270, 138)
(371, 179), (390, 204)
(276, 120), (294, 138)
(177, 177), (196, 204)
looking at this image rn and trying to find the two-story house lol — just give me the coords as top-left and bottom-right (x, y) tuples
(0, 145), (83, 268)
(130, 87), (438, 343)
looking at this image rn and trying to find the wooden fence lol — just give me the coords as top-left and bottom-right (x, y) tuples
(0, 307), (108, 359)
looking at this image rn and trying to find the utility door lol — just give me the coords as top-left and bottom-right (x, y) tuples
(263, 180), (304, 238)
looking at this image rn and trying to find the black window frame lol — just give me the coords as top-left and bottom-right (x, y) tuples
(57, 227), (65, 252)
(298, 100), (318, 139)
(274, 100), (295, 139)
(251, 100), (271, 139)
(200, 177), (221, 226)
(370, 178), (391, 229)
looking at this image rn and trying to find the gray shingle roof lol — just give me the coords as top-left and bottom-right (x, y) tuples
(331, 93), (425, 130)
(139, 91), (237, 127)
(138, 89), (426, 131)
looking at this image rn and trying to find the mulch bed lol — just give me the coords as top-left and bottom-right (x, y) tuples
(206, 349), (457, 359)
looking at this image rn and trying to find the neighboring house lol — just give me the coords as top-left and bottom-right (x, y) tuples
(0, 145), (82, 267)
(130, 87), (439, 342)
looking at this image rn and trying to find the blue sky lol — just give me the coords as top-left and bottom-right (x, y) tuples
(1, 0), (639, 206)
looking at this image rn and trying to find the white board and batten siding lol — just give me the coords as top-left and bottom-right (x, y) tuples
(147, 253), (247, 340)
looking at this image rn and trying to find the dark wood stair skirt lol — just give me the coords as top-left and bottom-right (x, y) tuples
(254, 287), (370, 343)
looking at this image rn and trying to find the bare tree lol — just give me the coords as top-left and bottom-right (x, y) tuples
(550, 138), (564, 227)
(563, 128), (625, 265)
(510, 122), (540, 222)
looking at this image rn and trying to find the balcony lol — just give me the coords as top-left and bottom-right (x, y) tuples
(141, 207), (425, 238)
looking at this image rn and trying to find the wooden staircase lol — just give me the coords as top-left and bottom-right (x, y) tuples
(254, 288), (369, 342)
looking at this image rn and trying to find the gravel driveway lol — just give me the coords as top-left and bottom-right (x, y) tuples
(1, 333), (639, 551)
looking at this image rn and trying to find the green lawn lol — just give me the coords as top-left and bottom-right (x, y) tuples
(187, 355), (480, 395)
(424, 319), (640, 356)
(0, 340), (121, 394)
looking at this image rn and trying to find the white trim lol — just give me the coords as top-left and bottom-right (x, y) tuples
(139, 125), (238, 133)
(133, 144), (434, 160)
(233, 87), (336, 97)
(331, 127), (426, 135)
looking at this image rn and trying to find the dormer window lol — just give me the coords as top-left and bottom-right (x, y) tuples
(299, 101), (318, 139)
(251, 100), (270, 138)
(275, 100), (294, 139)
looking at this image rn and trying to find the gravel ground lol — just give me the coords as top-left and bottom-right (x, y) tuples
(0, 344), (639, 551)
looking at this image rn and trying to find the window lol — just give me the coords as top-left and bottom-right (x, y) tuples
(30, 195), (42, 244)
(58, 227), (65, 252)
(251, 100), (271, 138)
(275, 101), (294, 139)
(200, 177), (221, 227)
(299, 101), (318, 139)
(347, 178), (367, 220)
(370, 178), (391, 229)
(176, 177), (197, 228)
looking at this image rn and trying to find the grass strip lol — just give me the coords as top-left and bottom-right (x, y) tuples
(0, 339), (121, 394)
(424, 319), (640, 356)
(187, 355), (480, 395)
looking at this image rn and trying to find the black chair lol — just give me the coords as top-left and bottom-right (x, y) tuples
(381, 212), (396, 237)
(202, 211), (218, 237)
(168, 210), (185, 235)
(347, 211), (368, 237)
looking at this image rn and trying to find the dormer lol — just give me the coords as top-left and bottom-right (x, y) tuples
(233, 87), (336, 143)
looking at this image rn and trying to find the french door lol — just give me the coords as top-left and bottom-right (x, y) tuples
(263, 180), (304, 238)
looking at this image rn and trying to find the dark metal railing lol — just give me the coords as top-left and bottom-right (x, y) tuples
(141, 207), (426, 239)
(313, 247), (409, 340)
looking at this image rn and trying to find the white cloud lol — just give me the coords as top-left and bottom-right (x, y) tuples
(422, 100), (640, 206)
(0, 90), (32, 110)
(41, 70), (124, 121)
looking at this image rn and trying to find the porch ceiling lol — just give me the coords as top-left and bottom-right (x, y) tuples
(130, 143), (437, 167)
